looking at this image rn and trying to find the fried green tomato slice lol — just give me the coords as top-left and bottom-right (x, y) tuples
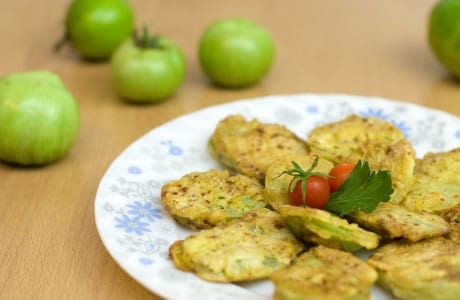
(169, 208), (304, 282)
(402, 147), (460, 213)
(345, 139), (415, 204)
(306, 114), (405, 163)
(271, 245), (378, 300)
(368, 237), (460, 300)
(442, 204), (460, 244)
(161, 169), (267, 230)
(278, 205), (380, 252)
(208, 114), (308, 181)
(264, 154), (334, 210)
(350, 202), (449, 242)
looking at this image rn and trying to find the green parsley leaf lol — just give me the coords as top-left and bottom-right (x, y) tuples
(325, 160), (393, 217)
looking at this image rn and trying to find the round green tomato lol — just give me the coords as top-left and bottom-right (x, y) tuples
(111, 35), (186, 103)
(0, 71), (80, 166)
(65, 0), (134, 60)
(428, 0), (460, 78)
(199, 18), (275, 88)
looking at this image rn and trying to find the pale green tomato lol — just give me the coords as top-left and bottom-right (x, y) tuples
(111, 32), (185, 103)
(0, 71), (80, 166)
(429, 0), (460, 78)
(64, 0), (134, 60)
(199, 18), (275, 88)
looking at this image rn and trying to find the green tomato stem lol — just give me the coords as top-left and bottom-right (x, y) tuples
(133, 26), (162, 49)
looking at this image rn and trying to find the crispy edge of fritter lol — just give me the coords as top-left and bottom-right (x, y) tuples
(161, 169), (267, 230)
(271, 245), (378, 300)
(350, 202), (450, 242)
(278, 205), (380, 252)
(209, 114), (308, 181)
(168, 240), (193, 272)
(367, 237), (460, 300)
(171, 208), (304, 283)
(442, 204), (460, 244)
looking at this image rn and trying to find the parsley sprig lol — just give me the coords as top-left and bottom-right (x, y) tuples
(326, 160), (394, 216)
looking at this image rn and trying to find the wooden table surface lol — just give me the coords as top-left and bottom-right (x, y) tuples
(1, 0), (458, 299)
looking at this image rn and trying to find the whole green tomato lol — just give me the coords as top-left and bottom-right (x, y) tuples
(111, 28), (186, 102)
(58, 0), (134, 60)
(0, 71), (79, 166)
(199, 18), (275, 88)
(428, 0), (460, 78)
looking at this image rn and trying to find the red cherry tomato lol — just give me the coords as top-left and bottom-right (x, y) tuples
(328, 163), (355, 192)
(288, 175), (330, 208)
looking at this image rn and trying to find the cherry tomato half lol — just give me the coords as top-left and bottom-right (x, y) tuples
(328, 163), (355, 192)
(289, 175), (330, 208)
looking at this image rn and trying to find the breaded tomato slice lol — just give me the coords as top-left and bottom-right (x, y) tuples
(169, 208), (304, 282)
(368, 237), (460, 300)
(306, 114), (405, 164)
(278, 205), (380, 252)
(209, 114), (308, 181)
(351, 202), (449, 242)
(402, 147), (460, 213)
(161, 169), (266, 230)
(271, 245), (377, 300)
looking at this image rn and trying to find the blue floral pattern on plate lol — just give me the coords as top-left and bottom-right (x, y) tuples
(115, 214), (151, 235)
(95, 94), (460, 300)
(126, 201), (162, 223)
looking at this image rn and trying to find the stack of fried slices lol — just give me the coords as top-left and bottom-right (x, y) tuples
(161, 114), (460, 300)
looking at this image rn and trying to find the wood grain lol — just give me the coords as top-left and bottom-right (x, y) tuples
(0, 0), (456, 299)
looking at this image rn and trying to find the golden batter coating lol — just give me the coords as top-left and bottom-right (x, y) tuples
(271, 245), (377, 300)
(402, 147), (460, 213)
(264, 154), (334, 210)
(306, 114), (405, 164)
(209, 114), (308, 181)
(161, 169), (267, 230)
(351, 202), (449, 242)
(368, 237), (460, 300)
(169, 208), (304, 282)
(278, 205), (380, 252)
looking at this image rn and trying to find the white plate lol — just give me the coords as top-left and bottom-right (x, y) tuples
(95, 94), (460, 300)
